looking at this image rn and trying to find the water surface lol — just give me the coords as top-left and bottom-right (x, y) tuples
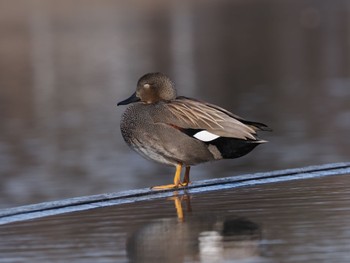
(0, 173), (349, 262)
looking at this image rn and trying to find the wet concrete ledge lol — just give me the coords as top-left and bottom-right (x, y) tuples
(0, 162), (349, 225)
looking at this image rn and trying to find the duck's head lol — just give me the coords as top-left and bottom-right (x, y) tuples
(117, 72), (177, 106)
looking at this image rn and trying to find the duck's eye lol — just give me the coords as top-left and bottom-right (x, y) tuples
(143, 84), (151, 89)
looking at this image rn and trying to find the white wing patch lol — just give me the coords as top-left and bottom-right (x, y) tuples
(193, 130), (220, 142)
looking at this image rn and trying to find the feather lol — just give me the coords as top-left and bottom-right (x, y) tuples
(153, 97), (266, 141)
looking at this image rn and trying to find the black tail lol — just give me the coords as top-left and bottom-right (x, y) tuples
(210, 137), (263, 159)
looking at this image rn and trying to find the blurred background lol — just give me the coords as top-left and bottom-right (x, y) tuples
(0, 0), (349, 208)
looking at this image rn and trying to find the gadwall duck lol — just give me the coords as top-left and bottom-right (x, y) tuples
(117, 72), (271, 189)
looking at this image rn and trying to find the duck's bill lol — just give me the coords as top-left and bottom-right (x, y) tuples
(117, 92), (140, 106)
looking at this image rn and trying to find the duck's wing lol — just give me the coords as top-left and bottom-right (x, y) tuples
(188, 97), (272, 132)
(155, 96), (269, 141)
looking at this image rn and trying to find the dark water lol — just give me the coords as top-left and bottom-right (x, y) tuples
(0, 173), (349, 262)
(0, 0), (350, 208)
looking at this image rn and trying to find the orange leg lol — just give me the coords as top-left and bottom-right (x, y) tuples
(151, 163), (183, 190)
(181, 166), (191, 186)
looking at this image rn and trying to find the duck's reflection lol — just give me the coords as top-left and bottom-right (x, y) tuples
(126, 192), (263, 263)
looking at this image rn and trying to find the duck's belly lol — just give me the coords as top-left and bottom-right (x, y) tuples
(123, 128), (216, 167)
(131, 142), (177, 166)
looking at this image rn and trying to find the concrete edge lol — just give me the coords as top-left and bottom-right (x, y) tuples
(0, 162), (349, 225)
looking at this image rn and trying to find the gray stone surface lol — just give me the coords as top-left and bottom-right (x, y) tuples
(0, 162), (349, 225)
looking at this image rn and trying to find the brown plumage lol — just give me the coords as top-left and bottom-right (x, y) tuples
(117, 72), (271, 189)
(164, 97), (267, 140)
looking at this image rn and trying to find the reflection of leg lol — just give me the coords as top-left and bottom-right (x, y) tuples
(169, 192), (192, 221)
(173, 196), (184, 222)
(181, 166), (191, 186)
(151, 163), (183, 190)
(183, 192), (192, 213)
